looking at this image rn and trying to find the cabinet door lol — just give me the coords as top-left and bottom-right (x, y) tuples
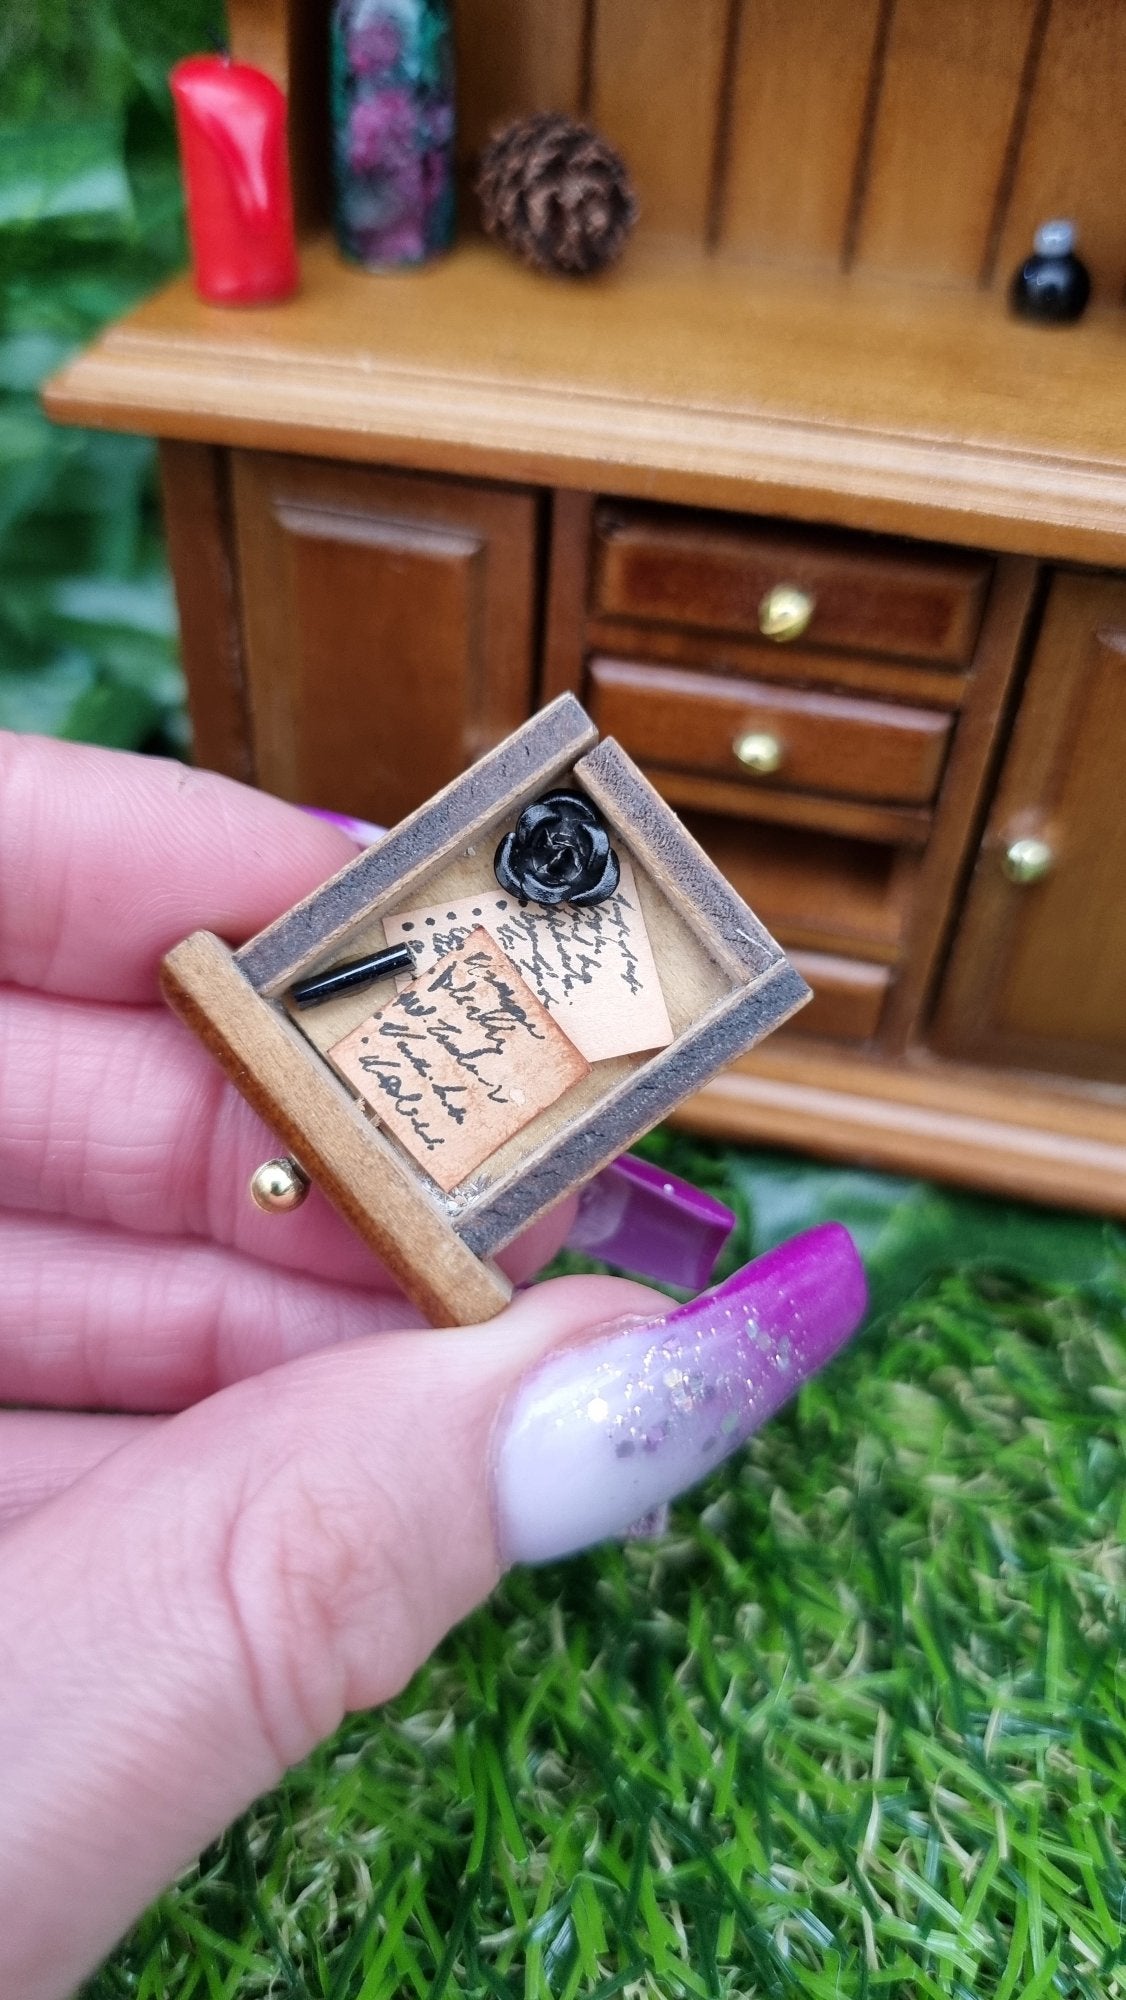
(932, 573), (1126, 1082)
(232, 454), (539, 823)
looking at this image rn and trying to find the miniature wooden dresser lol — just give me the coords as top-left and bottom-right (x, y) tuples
(45, 0), (1126, 1214)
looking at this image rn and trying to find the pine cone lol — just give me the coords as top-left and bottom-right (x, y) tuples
(477, 114), (638, 276)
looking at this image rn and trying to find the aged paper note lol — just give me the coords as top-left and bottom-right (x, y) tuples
(329, 927), (589, 1191)
(384, 857), (673, 1064)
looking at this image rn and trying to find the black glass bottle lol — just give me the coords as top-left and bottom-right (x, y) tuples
(1010, 219), (1091, 325)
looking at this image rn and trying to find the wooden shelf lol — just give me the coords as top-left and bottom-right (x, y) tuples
(44, 234), (1126, 565)
(685, 1043), (1126, 1217)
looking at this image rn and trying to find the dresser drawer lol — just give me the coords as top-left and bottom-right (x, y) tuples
(589, 658), (952, 807)
(592, 505), (990, 666)
(678, 810), (914, 961)
(787, 952), (889, 1042)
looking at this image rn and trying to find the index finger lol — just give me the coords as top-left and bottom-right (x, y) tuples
(0, 733), (357, 1003)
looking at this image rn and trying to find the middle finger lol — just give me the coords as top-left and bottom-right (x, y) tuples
(0, 1212), (421, 1412)
(2, 985), (577, 1296)
(1, 985), (415, 1287)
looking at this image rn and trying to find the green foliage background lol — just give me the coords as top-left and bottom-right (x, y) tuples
(0, 0), (221, 751)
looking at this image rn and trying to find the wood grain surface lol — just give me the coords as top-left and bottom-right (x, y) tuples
(588, 659), (953, 809)
(45, 238), (1126, 564)
(784, 951), (889, 1044)
(541, 489), (593, 704)
(235, 693), (597, 992)
(881, 555), (1040, 1051)
(158, 441), (252, 783)
(685, 1041), (1126, 1218)
(992, 0), (1126, 297)
(231, 454), (539, 825)
(932, 571), (1126, 1081)
(718, 0), (883, 267)
(592, 505), (991, 665)
(454, 0), (586, 161)
(161, 930), (514, 1325)
(226, 0), (1126, 297)
(854, 0), (1040, 283)
(676, 811), (914, 963)
(582, 620), (969, 711)
(651, 766), (933, 850)
(590, 0), (730, 244)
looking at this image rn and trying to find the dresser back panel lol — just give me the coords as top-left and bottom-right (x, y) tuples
(229, 0), (1126, 290)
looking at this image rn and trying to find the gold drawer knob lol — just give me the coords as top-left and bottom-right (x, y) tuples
(759, 583), (815, 643)
(250, 1156), (310, 1213)
(733, 729), (785, 775)
(1001, 836), (1054, 885)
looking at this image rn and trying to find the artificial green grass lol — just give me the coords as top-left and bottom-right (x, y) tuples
(84, 1142), (1126, 2000)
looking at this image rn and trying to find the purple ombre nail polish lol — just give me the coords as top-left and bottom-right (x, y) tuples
(567, 1154), (736, 1291)
(493, 1223), (866, 1566)
(299, 805), (388, 846)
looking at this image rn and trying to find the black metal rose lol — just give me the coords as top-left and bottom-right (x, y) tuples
(494, 790), (620, 907)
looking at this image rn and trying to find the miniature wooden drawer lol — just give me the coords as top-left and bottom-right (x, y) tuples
(592, 505), (991, 667)
(677, 810), (914, 964)
(786, 951), (890, 1043)
(161, 695), (811, 1327)
(589, 658), (953, 808)
(674, 812), (895, 1043)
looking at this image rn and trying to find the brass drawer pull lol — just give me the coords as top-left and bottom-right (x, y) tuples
(1001, 836), (1054, 884)
(249, 1156), (310, 1212)
(758, 583), (815, 643)
(733, 729), (785, 775)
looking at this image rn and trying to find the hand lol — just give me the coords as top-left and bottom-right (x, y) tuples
(0, 733), (864, 1999)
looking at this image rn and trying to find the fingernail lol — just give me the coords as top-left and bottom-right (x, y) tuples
(567, 1153), (735, 1290)
(299, 805), (388, 847)
(493, 1223), (866, 1566)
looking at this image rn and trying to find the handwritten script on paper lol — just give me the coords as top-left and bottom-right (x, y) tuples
(328, 927), (590, 1191)
(383, 857), (673, 1064)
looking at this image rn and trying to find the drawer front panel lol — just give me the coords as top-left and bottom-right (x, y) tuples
(593, 505), (991, 665)
(233, 454), (538, 825)
(589, 657), (952, 806)
(787, 951), (889, 1042)
(932, 571), (1126, 1082)
(678, 810), (914, 961)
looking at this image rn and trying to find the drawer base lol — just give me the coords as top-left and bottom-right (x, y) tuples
(677, 1045), (1126, 1217)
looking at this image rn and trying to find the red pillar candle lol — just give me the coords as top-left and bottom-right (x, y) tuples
(171, 56), (299, 305)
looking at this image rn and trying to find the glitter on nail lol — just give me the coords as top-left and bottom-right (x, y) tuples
(492, 1223), (867, 1567)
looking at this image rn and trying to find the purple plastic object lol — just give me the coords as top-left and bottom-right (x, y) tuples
(567, 1153), (736, 1290)
(301, 804), (388, 846)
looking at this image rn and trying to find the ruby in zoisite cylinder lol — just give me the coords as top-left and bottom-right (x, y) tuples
(330, 0), (456, 268)
(170, 56), (299, 305)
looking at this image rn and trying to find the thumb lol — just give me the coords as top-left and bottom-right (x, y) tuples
(0, 1229), (863, 2000)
